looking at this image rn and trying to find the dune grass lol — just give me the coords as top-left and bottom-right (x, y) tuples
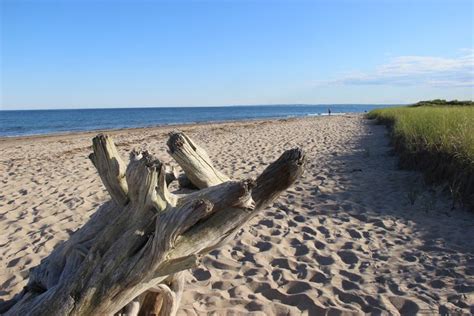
(367, 103), (474, 208)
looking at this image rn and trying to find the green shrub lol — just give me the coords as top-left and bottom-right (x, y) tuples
(367, 104), (474, 209)
(410, 99), (474, 107)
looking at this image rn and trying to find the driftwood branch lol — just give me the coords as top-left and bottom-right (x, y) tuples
(89, 134), (129, 206)
(167, 131), (230, 189)
(2, 131), (305, 316)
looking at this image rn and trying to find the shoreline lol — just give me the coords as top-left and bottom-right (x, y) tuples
(0, 113), (358, 144)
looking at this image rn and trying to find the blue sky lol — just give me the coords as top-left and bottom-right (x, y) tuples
(1, 0), (473, 109)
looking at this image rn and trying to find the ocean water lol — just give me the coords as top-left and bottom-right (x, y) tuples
(0, 104), (390, 137)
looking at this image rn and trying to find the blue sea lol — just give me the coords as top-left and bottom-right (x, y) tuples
(0, 104), (392, 137)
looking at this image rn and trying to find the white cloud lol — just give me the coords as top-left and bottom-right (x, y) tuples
(326, 50), (474, 88)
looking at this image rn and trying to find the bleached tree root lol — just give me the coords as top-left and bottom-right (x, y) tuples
(1, 131), (305, 316)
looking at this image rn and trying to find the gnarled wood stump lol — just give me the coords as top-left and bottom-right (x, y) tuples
(1, 131), (305, 316)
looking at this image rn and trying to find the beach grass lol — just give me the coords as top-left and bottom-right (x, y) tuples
(367, 101), (474, 208)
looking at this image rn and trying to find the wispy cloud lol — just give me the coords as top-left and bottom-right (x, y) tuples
(325, 50), (474, 88)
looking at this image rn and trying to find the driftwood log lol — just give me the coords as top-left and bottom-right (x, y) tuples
(1, 131), (305, 316)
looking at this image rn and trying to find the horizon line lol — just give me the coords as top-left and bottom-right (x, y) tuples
(0, 103), (407, 111)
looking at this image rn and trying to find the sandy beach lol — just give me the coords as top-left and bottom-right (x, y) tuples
(0, 115), (473, 314)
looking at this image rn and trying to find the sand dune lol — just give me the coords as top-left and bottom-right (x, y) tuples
(1, 116), (473, 314)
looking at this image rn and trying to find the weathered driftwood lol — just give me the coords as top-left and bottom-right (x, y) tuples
(1, 131), (305, 316)
(167, 132), (229, 189)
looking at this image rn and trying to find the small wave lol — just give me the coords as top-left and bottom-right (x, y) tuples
(307, 112), (348, 117)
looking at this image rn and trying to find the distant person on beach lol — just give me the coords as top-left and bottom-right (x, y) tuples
(328, 108), (332, 116)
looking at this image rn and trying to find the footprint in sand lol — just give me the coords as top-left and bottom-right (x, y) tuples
(285, 281), (311, 294)
(316, 226), (331, 238)
(309, 270), (330, 284)
(388, 296), (420, 314)
(314, 254), (335, 266)
(302, 226), (317, 236)
(342, 279), (360, 290)
(293, 215), (306, 223)
(258, 219), (274, 228)
(193, 268), (211, 281)
(337, 250), (359, 265)
(254, 241), (272, 252)
(293, 243), (309, 257)
(340, 270), (362, 283)
(347, 228), (362, 239)
(401, 251), (418, 262)
(314, 240), (326, 250)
